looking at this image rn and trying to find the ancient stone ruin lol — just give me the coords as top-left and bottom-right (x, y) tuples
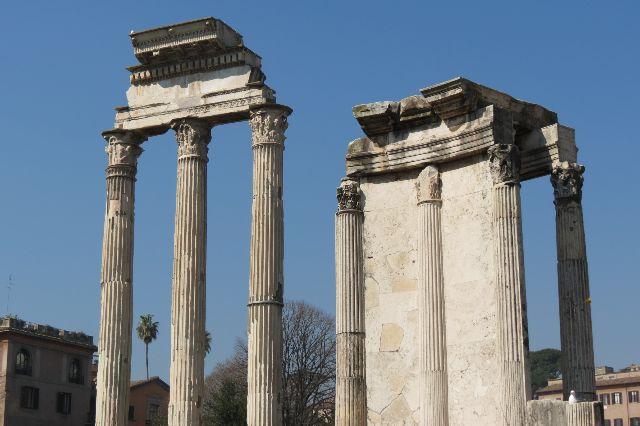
(95, 15), (604, 426)
(334, 78), (602, 425)
(96, 18), (290, 426)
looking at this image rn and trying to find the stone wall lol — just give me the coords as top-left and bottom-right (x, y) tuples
(361, 153), (500, 425)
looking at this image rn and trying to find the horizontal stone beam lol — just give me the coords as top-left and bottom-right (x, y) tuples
(519, 124), (577, 180)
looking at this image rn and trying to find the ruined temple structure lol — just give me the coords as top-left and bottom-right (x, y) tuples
(335, 78), (603, 426)
(96, 18), (291, 426)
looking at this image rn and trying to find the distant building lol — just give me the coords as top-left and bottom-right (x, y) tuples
(537, 365), (640, 426)
(128, 377), (169, 426)
(0, 316), (97, 426)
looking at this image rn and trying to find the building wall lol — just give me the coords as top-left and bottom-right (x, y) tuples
(361, 153), (501, 425)
(128, 381), (169, 426)
(0, 334), (93, 426)
(538, 377), (640, 425)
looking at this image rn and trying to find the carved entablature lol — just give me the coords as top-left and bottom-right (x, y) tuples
(488, 144), (521, 185)
(129, 17), (243, 65)
(102, 129), (146, 169)
(416, 165), (441, 203)
(249, 106), (291, 146)
(345, 77), (573, 181)
(551, 161), (585, 203)
(172, 118), (212, 160)
(112, 17), (287, 134)
(337, 179), (362, 212)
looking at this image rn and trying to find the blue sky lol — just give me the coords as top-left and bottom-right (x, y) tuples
(0, 1), (638, 382)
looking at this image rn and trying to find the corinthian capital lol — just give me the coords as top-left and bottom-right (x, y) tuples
(416, 165), (441, 203)
(171, 118), (212, 159)
(102, 129), (146, 168)
(249, 105), (292, 146)
(551, 161), (585, 203)
(488, 144), (520, 185)
(337, 178), (362, 212)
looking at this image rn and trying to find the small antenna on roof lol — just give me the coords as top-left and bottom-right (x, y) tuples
(5, 274), (13, 315)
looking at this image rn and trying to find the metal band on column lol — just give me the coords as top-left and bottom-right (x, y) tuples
(247, 105), (291, 426)
(168, 118), (212, 426)
(551, 161), (596, 402)
(96, 129), (145, 426)
(335, 178), (367, 426)
(416, 165), (449, 426)
(488, 144), (530, 426)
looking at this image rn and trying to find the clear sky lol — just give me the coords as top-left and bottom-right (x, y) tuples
(0, 1), (638, 382)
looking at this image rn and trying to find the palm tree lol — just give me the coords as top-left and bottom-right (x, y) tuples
(136, 314), (159, 380)
(204, 330), (212, 355)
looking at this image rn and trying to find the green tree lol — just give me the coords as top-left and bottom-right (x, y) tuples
(530, 348), (562, 396)
(205, 330), (212, 355)
(136, 314), (159, 380)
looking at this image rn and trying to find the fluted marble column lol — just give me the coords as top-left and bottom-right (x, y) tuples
(551, 162), (595, 402)
(488, 144), (530, 426)
(168, 118), (211, 426)
(416, 165), (449, 426)
(335, 178), (367, 426)
(96, 129), (145, 426)
(247, 105), (291, 426)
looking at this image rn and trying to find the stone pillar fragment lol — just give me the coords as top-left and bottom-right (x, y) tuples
(488, 144), (530, 426)
(168, 118), (212, 426)
(416, 165), (449, 426)
(335, 178), (367, 426)
(247, 105), (291, 426)
(551, 162), (596, 402)
(96, 129), (145, 426)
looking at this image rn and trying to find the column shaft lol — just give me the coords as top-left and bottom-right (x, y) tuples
(416, 166), (449, 426)
(96, 130), (144, 426)
(335, 179), (367, 426)
(489, 144), (529, 426)
(552, 162), (595, 402)
(247, 106), (290, 426)
(168, 119), (211, 426)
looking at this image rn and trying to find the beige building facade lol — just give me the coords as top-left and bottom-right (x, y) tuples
(0, 317), (96, 426)
(538, 369), (640, 426)
(128, 377), (169, 426)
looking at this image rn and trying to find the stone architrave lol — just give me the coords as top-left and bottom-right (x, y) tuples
(168, 118), (212, 426)
(335, 178), (367, 426)
(96, 129), (145, 426)
(416, 165), (449, 426)
(488, 143), (530, 426)
(551, 162), (596, 402)
(246, 105), (291, 426)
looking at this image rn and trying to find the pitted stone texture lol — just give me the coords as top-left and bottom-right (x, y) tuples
(380, 324), (404, 352)
(360, 158), (502, 425)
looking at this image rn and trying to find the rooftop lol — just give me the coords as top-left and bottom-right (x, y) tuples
(0, 316), (95, 348)
(131, 376), (169, 391)
(537, 369), (640, 394)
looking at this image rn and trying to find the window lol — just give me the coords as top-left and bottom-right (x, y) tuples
(15, 349), (32, 375)
(128, 405), (135, 421)
(604, 420), (611, 426)
(68, 358), (83, 384)
(614, 419), (623, 426)
(600, 393), (611, 405)
(630, 418), (640, 426)
(56, 392), (72, 415)
(613, 392), (623, 404)
(148, 402), (160, 420)
(630, 391), (640, 403)
(20, 386), (39, 409)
